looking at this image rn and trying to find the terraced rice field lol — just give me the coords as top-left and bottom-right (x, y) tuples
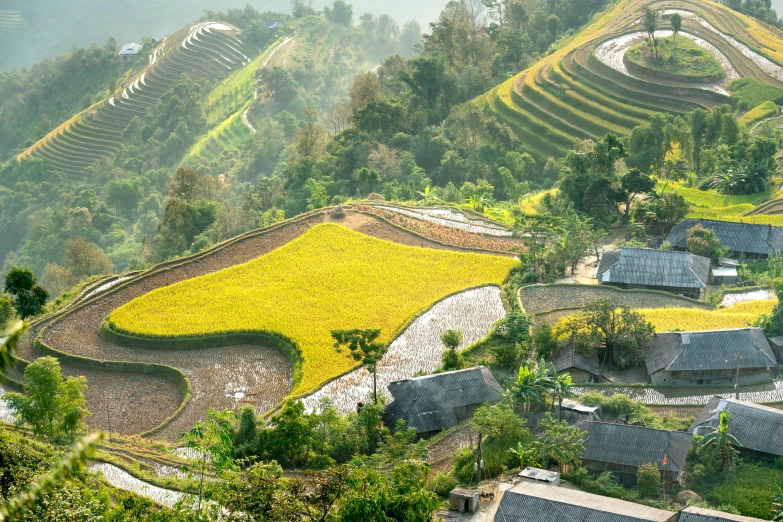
(21, 209), (516, 440)
(573, 380), (783, 405)
(107, 224), (516, 396)
(301, 286), (506, 414)
(639, 299), (776, 331)
(479, 0), (783, 161)
(19, 22), (250, 177)
(90, 463), (191, 508)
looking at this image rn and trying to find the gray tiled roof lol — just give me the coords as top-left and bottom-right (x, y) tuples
(689, 397), (783, 457)
(645, 328), (776, 374)
(119, 43), (142, 55)
(576, 421), (693, 473)
(678, 506), (766, 521)
(666, 219), (783, 256)
(385, 366), (503, 433)
(494, 483), (676, 522)
(552, 345), (602, 377)
(596, 248), (709, 289)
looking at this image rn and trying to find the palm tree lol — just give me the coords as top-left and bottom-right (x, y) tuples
(417, 185), (440, 204)
(506, 360), (555, 414)
(698, 411), (741, 469)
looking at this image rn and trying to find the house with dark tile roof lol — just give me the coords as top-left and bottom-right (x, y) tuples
(678, 506), (766, 522)
(576, 421), (693, 488)
(690, 397), (783, 462)
(385, 366), (503, 437)
(552, 344), (605, 383)
(646, 328), (776, 385)
(666, 219), (783, 259)
(596, 248), (710, 298)
(493, 482), (678, 522)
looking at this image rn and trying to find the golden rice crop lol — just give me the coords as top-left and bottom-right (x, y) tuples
(638, 300), (776, 332)
(108, 224), (517, 395)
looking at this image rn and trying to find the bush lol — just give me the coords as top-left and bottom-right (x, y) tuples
(637, 462), (660, 498)
(428, 472), (458, 498)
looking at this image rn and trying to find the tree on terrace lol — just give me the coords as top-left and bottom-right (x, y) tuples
(332, 329), (388, 404)
(670, 13), (682, 44)
(643, 7), (659, 59)
(441, 329), (464, 370)
(6, 356), (89, 444)
(63, 238), (113, 281)
(620, 168), (655, 221)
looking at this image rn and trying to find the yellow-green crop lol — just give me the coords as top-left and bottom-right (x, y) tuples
(108, 224), (517, 395)
(638, 300), (776, 332)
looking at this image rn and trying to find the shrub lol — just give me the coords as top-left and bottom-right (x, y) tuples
(428, 472), (458, 498)
(637, 462), (660, 498)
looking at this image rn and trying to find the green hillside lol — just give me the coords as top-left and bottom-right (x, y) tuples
(479, 0), (783, 161)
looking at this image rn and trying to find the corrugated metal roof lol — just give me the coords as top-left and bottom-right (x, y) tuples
(561, 398), (601, 413)
(690, 397), (783, 457)
(519, 466), (560, 482)
(679, 506), (766, 521)
(577, 421), (693, 473)
(666, 219), (783, 256)
(385, 366), (503, 433)
(646, 328), (776, 374)
(596, 248), (709, 289)
(494, 483), (676, 521)
(552, 345), (602, 377)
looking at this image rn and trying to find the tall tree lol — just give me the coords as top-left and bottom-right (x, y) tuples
(670, 12), (682, 44)
(6, 356), (89, 443)
(4, 267), (48, 319)
(63, 239), (113, 281)
(332, 329), (388, 403)
(643, 7), (659, 59)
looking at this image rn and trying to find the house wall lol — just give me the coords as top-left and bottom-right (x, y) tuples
(564, 368), (596, 384)
(650, 368), (771, 385)
(582, 459), (681, 488)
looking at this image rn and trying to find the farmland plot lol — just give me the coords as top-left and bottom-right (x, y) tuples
(108, 224), (516, 397)
(720, 289), (775, 306)
(90, 462), (191, 508)
(573, 380), (783, 405)
(372, 205), (513, 237)
(301, 286), (506, 414)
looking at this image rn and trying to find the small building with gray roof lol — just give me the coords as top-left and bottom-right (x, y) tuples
(596, 248), (710, 299)
(690, 397), (783, 462)
(576, 421), (693, 488)
(385, 366), (503, 437)
(666, 219), (783, 259)
(493, 482), (678, 522)
(552, 344), (605, 383)
(678, 506), (766, 521)
(645, 328), (776, 386)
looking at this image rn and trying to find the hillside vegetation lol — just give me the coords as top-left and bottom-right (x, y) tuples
(478, 0), (783, 161)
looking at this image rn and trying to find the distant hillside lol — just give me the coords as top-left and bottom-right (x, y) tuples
(478, 0), (783, 161)
(0, 0), (444, 73)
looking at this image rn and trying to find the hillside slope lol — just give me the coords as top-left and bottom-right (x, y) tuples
(16, 22), (249, 178)
(479, 0), (783, 161)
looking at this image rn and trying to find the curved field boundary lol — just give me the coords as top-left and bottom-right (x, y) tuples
(573, 380), (783, 406)
(300, 285), (506, 415)
(22, 207), (515, 439)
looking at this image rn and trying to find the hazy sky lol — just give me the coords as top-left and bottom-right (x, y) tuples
(0, 0), (448, 72)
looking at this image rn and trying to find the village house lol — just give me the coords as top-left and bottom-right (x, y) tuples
(384, 366), (503, 438)
(645, 328), (776, 385)
(678, 506), (766, 521)
(576, 421), (693, 488)
(555, 398), (603, 423)
(690, 397), (783, 462)
(595, 248), (710, 299)
(119, 43), (142, 59)
(552, 344), (604, 383)
(666, 219), (783, 259)
(493, 482), (678, 522)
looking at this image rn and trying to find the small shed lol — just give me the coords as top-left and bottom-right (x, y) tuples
(517, 466), (560, 486)
(449, 488), (480, 514)
(711, 266), (739, 285)
(555, 398), (603, 422)
(119, 43), (142, 59)
(768, 336), (783, 362)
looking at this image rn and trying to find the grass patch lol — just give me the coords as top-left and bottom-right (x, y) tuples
(626, 36), (723, 82)
(107, 224), (517, 395)
(730, 77), (783, 110)
(638, 299), (776, 331)
(695, 462), (783, 519)
(739, 100), (779, 127)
